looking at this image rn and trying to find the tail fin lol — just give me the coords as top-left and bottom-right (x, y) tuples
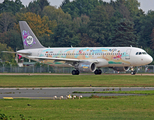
(19, 21), (44, 49)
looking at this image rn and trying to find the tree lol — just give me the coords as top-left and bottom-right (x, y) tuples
(61, 0), (101, 18)
(0, 12), (16, 32)
(38, 0), (49, 11)
(111, 18), (138, 47)
(118, 3), (131, 20)
(61, 0), (70, 7)
(15, 0), (25, 13)
(51, 19), (80, 47)
(138, 11), (154, 48)
(125, 0), (140, 18)
(0, 0), (24, 14)
(150, 28), (154, 50)
(26, 0), (49, 15)
(73, 14), (90, 35)
(42, 6), (71, 22)
(79, 34), (100, 47)
(88, 5), (110, 46)
(0, 43), (15, 62)
(26, 1), (41, 15)
(0, 30), (23, 51)
(15, 12), (55, 37)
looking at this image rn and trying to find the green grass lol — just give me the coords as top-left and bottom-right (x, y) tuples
(1, 95), (154, 120)
(0, 75), (154, 87)
(73, 90), (154, 95)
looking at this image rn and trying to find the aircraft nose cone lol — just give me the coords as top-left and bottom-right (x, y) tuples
(150, 56), (153, 63)
(147, 55), (153, 64)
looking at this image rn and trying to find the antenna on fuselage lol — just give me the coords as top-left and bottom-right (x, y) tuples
(71, 45), (73, 48)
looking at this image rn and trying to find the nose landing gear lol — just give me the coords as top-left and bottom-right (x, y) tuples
(130, 67), (136, 75)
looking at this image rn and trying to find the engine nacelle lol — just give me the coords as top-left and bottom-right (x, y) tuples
(111, 67), (130, 72)
(75, 62), (96, 72)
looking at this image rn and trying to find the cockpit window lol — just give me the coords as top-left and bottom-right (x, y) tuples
(142, 52), (147, 55)
(136, 52), (147, 55)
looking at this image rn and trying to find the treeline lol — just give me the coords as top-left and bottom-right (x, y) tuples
(0, 0), (154, 63)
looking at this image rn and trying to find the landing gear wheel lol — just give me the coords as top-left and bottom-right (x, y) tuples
(72, 70), (80, 75)
(131, 71), (136, 75)
(98, 69), (102, 74)
(76, 70), (80, 75)
(94, 69), (102, 75)
(72, 70), (76, 75)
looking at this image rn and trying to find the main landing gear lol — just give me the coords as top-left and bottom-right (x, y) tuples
(130, 67), (136, 75)
(94, 69), (102, 75)
(72, 70), (80, 75)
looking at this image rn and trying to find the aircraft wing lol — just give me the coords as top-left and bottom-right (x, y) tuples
(28, 56), (81, 62)
(28, 56), (105, 63)
(2, 51), (31, 55)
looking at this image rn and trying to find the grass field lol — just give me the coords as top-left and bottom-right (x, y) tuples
(1, 75), (154, 120)
(1, 95), (154, 120)
(0, 75), (154, 87)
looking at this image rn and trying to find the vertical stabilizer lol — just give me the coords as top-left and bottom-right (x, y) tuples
(19, 21), (44, 49)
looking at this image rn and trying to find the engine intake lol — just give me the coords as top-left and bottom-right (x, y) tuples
(76, 62), (96, 72)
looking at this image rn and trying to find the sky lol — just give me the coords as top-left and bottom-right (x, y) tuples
(0, 0), (154, 13)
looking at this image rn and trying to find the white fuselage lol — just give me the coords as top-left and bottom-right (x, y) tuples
(18, 47), (153, 68)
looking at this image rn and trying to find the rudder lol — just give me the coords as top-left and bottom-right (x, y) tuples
(19, 21), (44, 49)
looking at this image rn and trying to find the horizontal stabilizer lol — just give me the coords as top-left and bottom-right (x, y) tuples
(2, 51), (31, 55)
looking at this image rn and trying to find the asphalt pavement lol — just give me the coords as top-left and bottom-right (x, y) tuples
(1, 87), (154, 99)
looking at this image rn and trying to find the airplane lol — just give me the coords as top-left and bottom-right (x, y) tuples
(3, 21), (153, 75)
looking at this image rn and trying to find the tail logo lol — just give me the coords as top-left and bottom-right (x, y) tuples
(26, 36), (33, 45)
(22, 30), (36, 46)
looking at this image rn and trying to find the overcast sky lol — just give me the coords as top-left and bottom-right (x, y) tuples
(0, 0), (154, 13)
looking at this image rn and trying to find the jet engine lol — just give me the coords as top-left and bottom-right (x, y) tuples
(75, 61), (96, 72)
(111, 67), (130, 72)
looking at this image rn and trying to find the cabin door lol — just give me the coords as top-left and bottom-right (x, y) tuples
(37, 50), (42, 57)
(125, 49), (131, 59)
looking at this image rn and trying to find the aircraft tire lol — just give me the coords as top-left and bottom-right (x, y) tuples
(72, 70), (76, 75)
(72, 70), (80, 75)
(131, 71), (136, 75)
(94, 69), (102, 75)
(98, 69), (102, 74)
(76, 70), (80, 75)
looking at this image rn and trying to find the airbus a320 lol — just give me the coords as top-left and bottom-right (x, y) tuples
(3, 21), (153, 75)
